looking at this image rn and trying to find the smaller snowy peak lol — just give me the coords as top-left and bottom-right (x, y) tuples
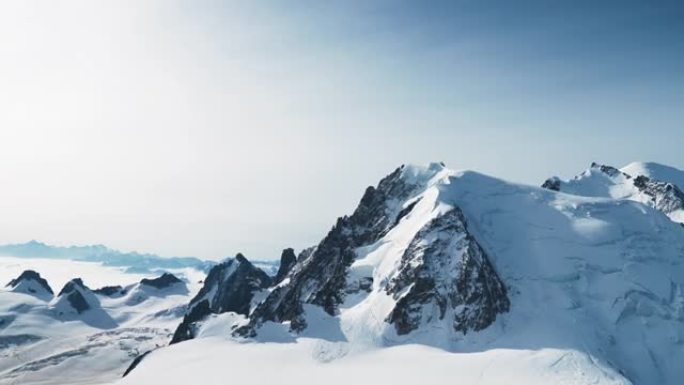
(57, 278), (90, 296)
(541, 162), (633, 198)
(5, 270), (54, 300)
(543, 161), (684, 223)
(273, 248), (297, 284)
(170, 253), (271, 344)
(621, 161), (684, 190)
(53, 278), (100, 315)
(140, 273), (183, 290)
(124, 273), (189, 306)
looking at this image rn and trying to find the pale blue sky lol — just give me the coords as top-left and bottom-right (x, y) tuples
(0, 1), (682, 260)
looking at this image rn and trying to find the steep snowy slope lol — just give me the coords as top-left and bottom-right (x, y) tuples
(123, 162), (684, 385)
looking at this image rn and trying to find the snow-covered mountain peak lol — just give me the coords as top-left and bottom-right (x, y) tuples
(139, 273), (183, 290)
(399, 162), (452, 187)
(5, 270), (54, 300)
(170, 254), (271, 344)
(52, 278), (101, 316)
(542, 161), (684, 223)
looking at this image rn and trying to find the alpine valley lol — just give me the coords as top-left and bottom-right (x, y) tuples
(2, 161), (684, 385)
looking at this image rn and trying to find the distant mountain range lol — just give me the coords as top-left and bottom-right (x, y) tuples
(0, 240), (278, 275)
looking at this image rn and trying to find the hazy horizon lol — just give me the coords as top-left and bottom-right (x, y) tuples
(1, 1), (682, 261)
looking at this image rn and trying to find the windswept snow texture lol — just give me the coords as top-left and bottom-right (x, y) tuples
(123, 162), (684, 385)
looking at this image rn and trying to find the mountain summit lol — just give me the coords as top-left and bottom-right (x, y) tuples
(139, 161), (684, 385)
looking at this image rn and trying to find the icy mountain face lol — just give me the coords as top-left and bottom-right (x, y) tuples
(6, 270), (54, 300)
(542, 162), (684, 223)
(165, 163), (507, 343)
(386, 207), (509, 335)
(234, 163), (493, 336)
(170, 254), (271, 343)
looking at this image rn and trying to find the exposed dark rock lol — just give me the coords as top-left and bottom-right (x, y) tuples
(170, 300), (211, 344)
(633, 175), (650, 189)
(591, 162), (625, 178)
(170, 254), (271, 343)
(67, 291), (90, 313)
(541, 177), (561, 191)
(57, 279), (94, 314)
(633, 175), (684, 216)
(393, 198), (421, 226)
(58, 278), (89, 296)
(122, 350), (151, 377)
(93, 285), (126, 296)
(140, 273), (182, 289)
(344, 276), (374, 294)
(273, 248), (297, 284)
(237, 165), (426, 335)
(6, 270), (54, 295)
(359, 277), (373, 292)
(386, 208), (509, 335)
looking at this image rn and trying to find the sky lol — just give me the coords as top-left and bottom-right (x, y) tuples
(0, 0), (682, 261)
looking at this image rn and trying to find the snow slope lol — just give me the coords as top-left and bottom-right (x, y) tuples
(119, 337), (627, 385)
(121, 162), (684, 385)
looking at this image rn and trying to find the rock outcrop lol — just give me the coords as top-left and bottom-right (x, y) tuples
(273, 248), (297, 284)
(140, 273), (183, 289)
(385, 208), (509, 335)
(170, 254), (271, 344)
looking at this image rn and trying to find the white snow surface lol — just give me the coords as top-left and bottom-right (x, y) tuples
(120, 162), (684, 385)
(0, 256), (203, 385)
